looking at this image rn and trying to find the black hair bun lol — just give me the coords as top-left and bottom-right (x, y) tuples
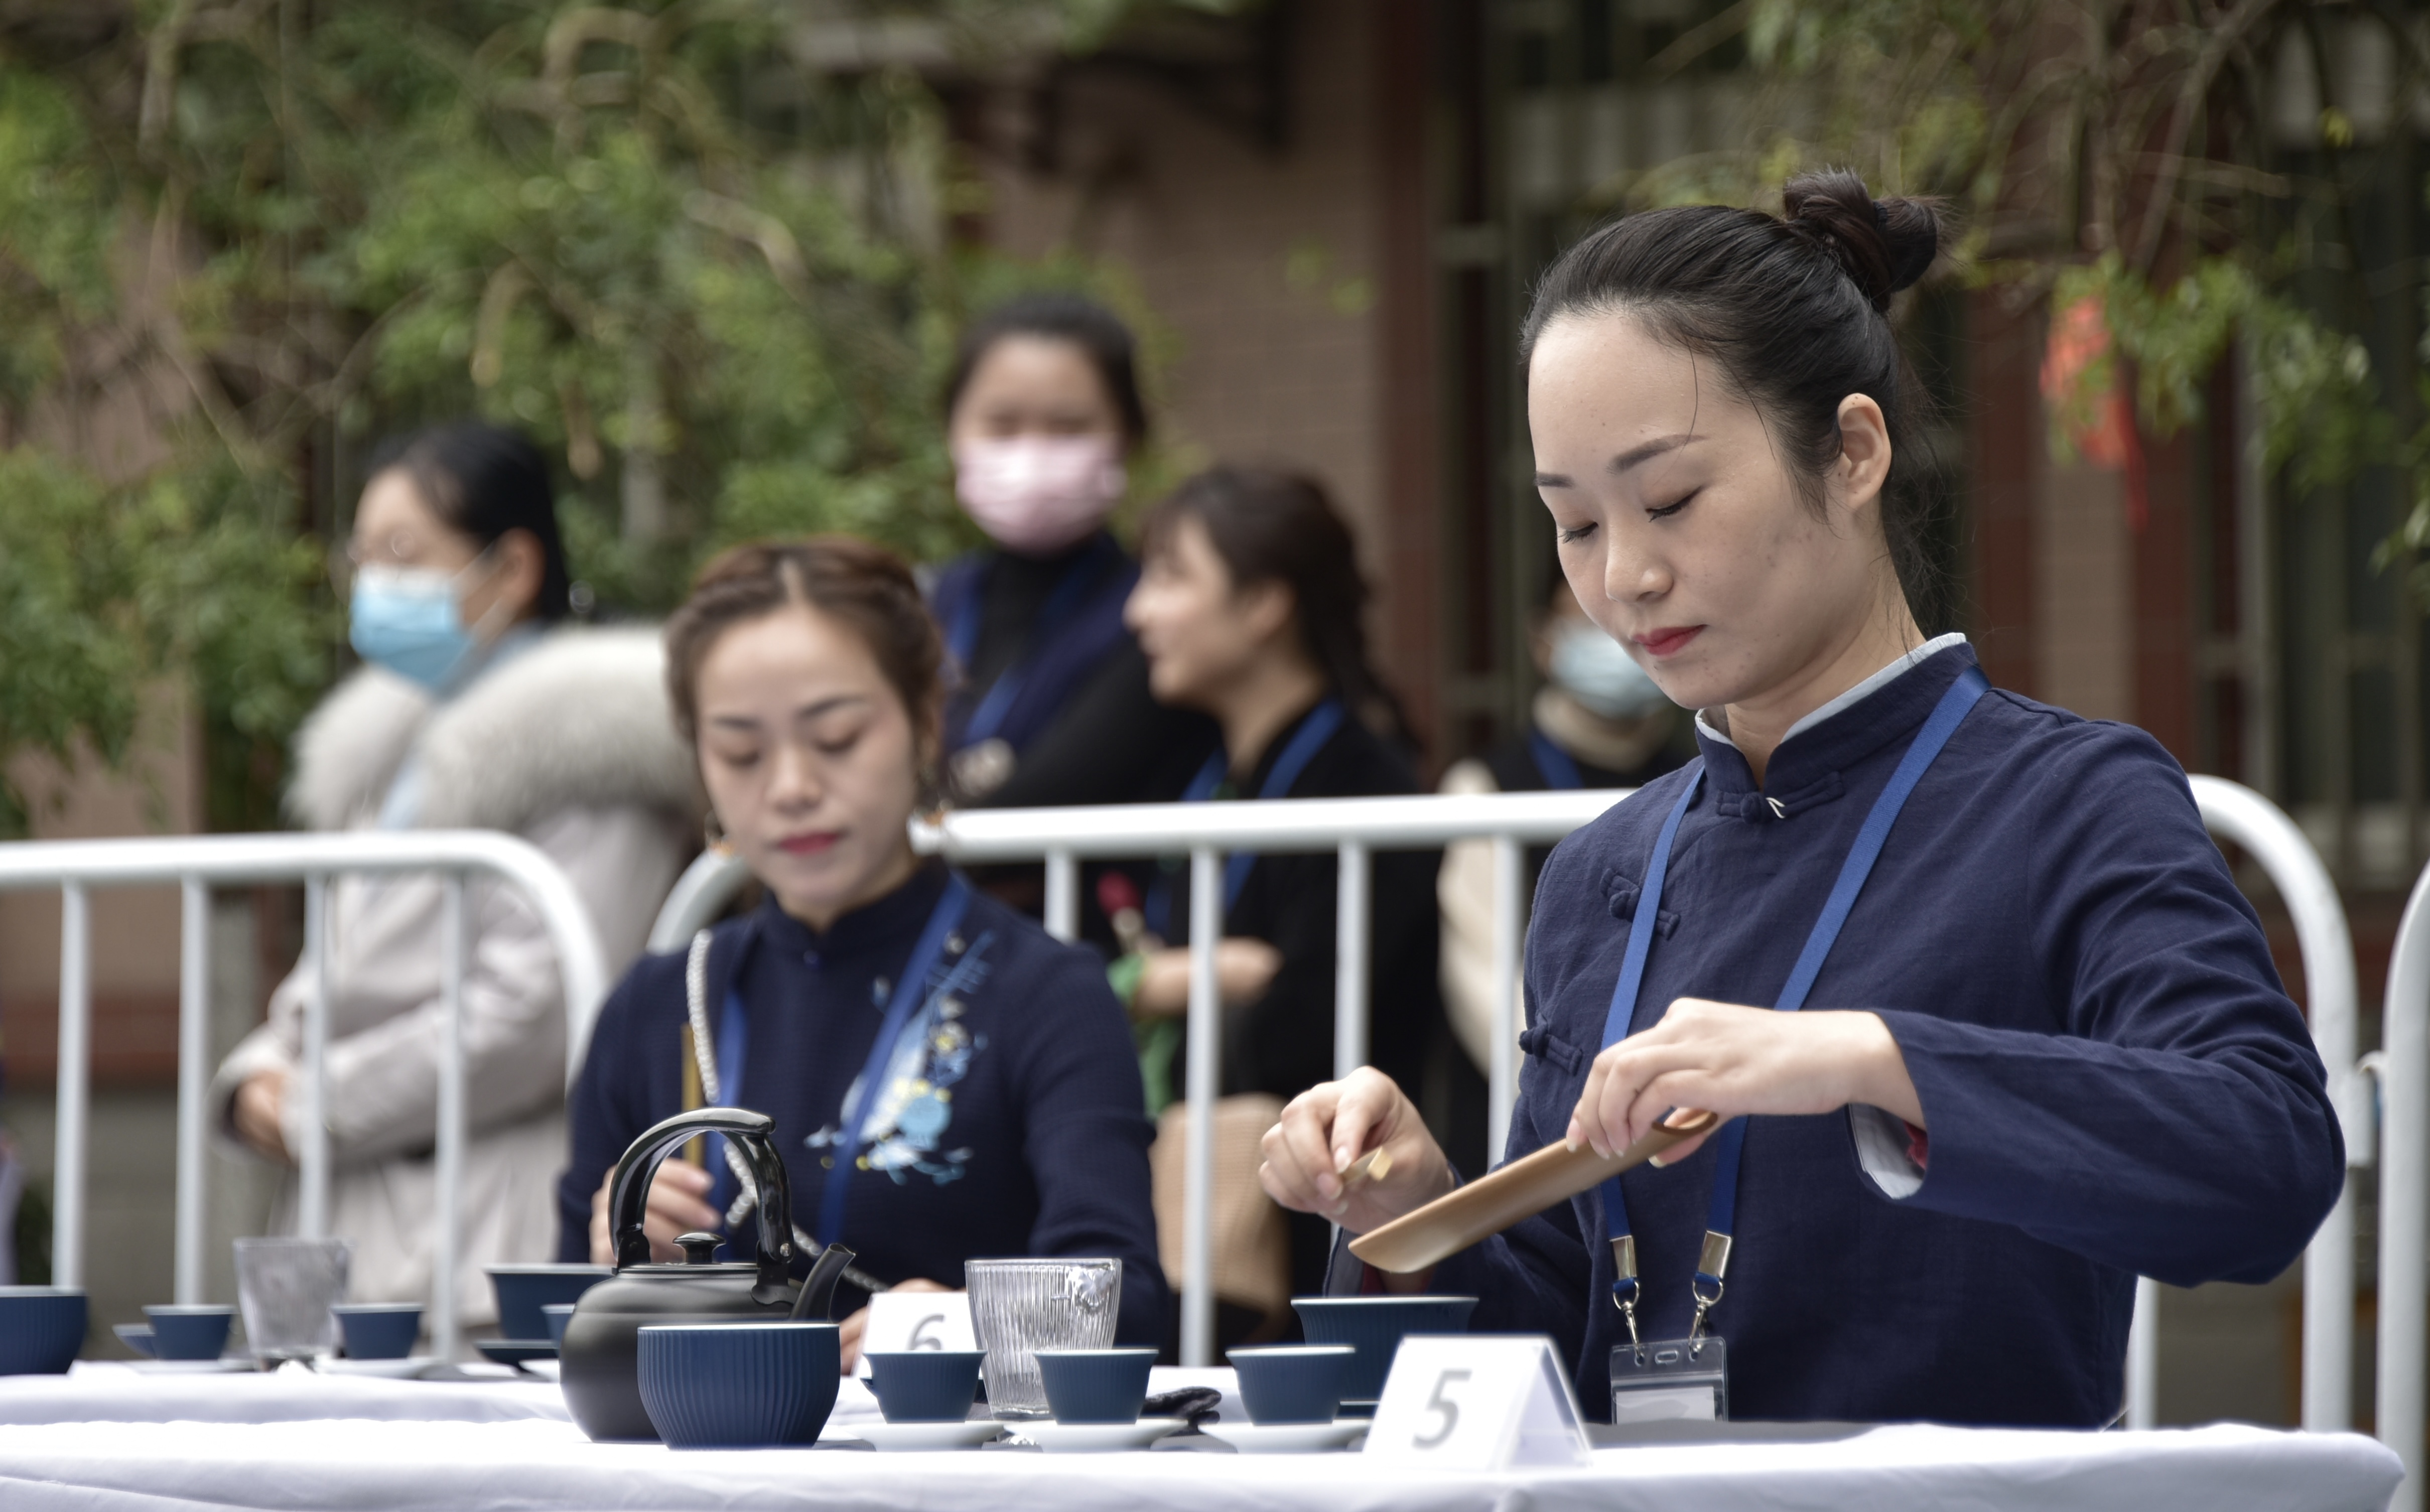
(1780, 168), (1946, 313)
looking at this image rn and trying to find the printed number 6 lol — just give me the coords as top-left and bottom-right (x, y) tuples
(1413, 1368), (1471, 1449)
(909, 1314), (946, 1350)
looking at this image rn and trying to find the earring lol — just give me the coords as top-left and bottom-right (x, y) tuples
(703, 810), (727, 852)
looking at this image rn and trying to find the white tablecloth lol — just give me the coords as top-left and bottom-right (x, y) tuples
(0, 1361), (574, 1425)
(0, 1412), (2397, 1512)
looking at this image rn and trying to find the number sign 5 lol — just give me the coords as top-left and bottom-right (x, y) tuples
(1364, 1336), (1591, 1470)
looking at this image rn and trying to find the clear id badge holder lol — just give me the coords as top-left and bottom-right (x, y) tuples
(1609, 1335), (1728, 1424)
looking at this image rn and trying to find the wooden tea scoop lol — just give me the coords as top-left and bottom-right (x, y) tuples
(1346, 1110), (1718, 1275)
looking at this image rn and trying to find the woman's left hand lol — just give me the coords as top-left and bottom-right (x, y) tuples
(836, 1277), (952, 1373)
(1567, 999), (1922, 1163)
(233, 1068), (292, 1163)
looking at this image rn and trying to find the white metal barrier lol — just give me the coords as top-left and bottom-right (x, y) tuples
(2381, 860), (2430, 1510)
(9, 831), (610, 1361)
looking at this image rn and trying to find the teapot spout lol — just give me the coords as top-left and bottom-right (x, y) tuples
(790, 1244), (858, 1323)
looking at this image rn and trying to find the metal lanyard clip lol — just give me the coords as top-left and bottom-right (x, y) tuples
(1688, 1229), (1732, 1345)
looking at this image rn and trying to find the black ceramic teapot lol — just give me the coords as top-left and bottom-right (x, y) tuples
(559, 1108), (856, 1442)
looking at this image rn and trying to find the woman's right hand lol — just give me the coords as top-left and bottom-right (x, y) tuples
(588, 1160), (724, 1266)
(1258, 1068), (1455, 1236)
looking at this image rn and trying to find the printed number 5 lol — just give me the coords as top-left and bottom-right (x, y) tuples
(1413, 1368), (1471, 1449)
(909, 1314), (946, 1350)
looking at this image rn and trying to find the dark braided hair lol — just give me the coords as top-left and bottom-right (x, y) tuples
(1520, 168), (1953, 631)
(1142, 465), (1413, 745)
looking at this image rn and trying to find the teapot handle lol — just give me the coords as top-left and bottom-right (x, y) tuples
(607, 1108), (795, 1299)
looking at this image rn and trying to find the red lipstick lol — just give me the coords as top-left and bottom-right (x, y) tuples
(777, 832), (841, 856)
(1635, 626), (1703, 658)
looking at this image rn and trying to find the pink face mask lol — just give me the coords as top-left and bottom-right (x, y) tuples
(953, 435), (1127, 556)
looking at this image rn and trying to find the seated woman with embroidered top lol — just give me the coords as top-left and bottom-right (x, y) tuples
(556, 538), (1166, 1364)
(1257, 173), (2341, 1426)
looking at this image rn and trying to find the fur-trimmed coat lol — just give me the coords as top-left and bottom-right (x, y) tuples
(211, 627), (698, 1333)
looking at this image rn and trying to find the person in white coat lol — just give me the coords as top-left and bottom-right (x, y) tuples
(211, 422), (697, 1334)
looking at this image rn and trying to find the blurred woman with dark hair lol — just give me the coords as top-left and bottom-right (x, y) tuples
(213, 421), (698, 1340)
(929, 293), (1217, 812)
(1122, 465), (1469, 1303)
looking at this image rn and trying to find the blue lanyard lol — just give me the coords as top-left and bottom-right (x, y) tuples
(1597, 668), (1987, 1333)
(948, 539), (1115, 750)
(708, 875), (974, 1250)
(1529, 727), (1586, 791)
(1151, 699), (1345, 934)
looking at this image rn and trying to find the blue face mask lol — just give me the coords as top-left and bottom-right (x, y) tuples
(350, 563), (486, 692)
(1548, 620), (1673, 720)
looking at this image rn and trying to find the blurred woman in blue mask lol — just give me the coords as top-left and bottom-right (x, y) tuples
(213, 421), (698, 1344)
(1437, 578), (1689, 1096)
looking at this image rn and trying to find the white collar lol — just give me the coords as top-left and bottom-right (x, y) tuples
(1694, 632), (1972, 750)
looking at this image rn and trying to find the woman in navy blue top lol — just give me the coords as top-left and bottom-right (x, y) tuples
(557, 537), (1166, 1361)
(1258, 171), (2343, 1426)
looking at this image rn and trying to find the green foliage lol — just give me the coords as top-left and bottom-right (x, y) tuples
(0, 1), (1172, 830)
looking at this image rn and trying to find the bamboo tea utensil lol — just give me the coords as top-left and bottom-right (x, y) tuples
(1339, 1147), (1393, 1191)
(1346, 1110), (1718, 1275)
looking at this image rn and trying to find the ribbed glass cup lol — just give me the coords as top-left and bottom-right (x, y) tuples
(965, 1259), (1122, 1420)
(234, 1238), (351, 1364)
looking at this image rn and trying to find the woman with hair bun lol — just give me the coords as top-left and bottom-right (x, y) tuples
(557, 537), (1166, 1362)
(1258, 172), (2341, 1424)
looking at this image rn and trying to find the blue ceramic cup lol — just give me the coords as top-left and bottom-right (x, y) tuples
(865, 1350), (986, 1423)
(1034, 1348), (1157, 1425)
(638, 1323), (842, 1449)
(144, 1305), (235, 1362)
(485, 1264), (609, 1344)
(332, 1303), (423, 1360)
(0, 1288), (86, 1374)
(543, 1304), (576, 1350)
(113, 1324), (156, 1359)
(1290, 1296), (1478, 1404)
(1228, 1343), (1358, 1425)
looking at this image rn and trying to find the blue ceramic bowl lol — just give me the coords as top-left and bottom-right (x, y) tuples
(144, 1305), (235, 1362)
(543, 1304), (576, 1350)
(0, 1288), (86, 1374)
(1290, 1296), (1477, 1403)
(333, 1304), (422, 1360)
(1228, 1343), (1357, 1425)
(1035, 1348), (1157, 1425)
(865, 1350), (986, 1423)
(638, 1323), (841, 1449)
(485, 1264), (608, 1344)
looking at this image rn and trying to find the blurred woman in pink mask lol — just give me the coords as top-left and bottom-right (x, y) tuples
(928, 295), (1217, 820)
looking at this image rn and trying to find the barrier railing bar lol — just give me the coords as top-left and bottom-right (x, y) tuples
(1488, 836), (1524, 1159)
(1182, 847), (1221, 1369)
(54, 884), (90, 1290)
(1044, 850), (1078, 943)
(174, 879), (210, 1304)
(433, 873), (469, 1362)
(2127, 1275), (2160, 1428)
(298, 876), (330, 1239)
(2380, 863), (2430, 1511)
(1334, 842), (1370, 1081)
(2185, 777), (2362, 1436)
(914, 790), (1626, 858)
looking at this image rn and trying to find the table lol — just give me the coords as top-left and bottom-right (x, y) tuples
(0, 1361), (573, 1426)
(0, 1412), (2398, 1512)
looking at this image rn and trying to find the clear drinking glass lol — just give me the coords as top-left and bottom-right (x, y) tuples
(965, 1259), (1122, 1419)
(234, 1238), (351, 1365)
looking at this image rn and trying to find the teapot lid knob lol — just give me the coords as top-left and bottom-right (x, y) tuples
(675, 1232), (724, 1266)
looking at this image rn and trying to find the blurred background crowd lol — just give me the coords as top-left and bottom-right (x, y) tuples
(0, 0), (2421, 1430)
